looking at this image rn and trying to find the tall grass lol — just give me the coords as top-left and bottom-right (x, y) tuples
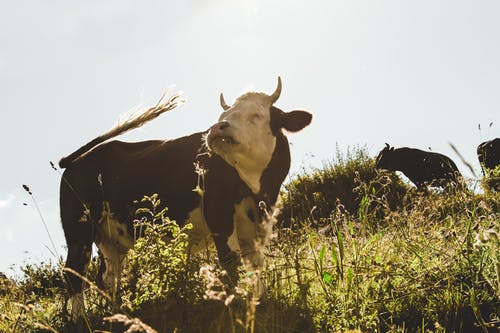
(1, 148), (499, 332)
(279, 145), (409, 229)
(481, 165), (500, 193)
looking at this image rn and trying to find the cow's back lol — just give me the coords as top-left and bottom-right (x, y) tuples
(393, 148), (459, 185)
(478, 138), (500, 171)
(60, 132), (205, 226)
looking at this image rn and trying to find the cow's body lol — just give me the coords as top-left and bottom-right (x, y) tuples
(375, 144), (462, 190)
(477, 138), (500, 174)
(59, 78), (312, 320)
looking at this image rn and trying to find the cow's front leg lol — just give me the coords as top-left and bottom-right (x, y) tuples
(213, 234), (240, 286)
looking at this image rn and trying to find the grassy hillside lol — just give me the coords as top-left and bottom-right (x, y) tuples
(278, 145), (409, 227)
(1, 149), (499, 333)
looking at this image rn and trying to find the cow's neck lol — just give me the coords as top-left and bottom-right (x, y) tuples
(257, 134), (291, 205)
(234, 164), (264, 194)
(229, 143), (276, 195)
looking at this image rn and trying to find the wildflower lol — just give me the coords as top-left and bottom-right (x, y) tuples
(199, 265), (235, 305)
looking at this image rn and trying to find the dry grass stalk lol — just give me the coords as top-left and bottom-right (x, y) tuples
(103, 314), (158, 333)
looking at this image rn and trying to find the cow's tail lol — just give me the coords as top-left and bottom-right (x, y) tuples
(59, 90), (185, 169)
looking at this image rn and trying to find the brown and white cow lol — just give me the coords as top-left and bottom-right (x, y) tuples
(58, 78), (312, 319)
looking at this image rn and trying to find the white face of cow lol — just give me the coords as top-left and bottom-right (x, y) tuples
(206, 80), (283, 194)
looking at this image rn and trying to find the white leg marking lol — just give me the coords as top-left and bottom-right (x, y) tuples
(186, 206), (213, 253)
(98, 242), (127, 304)
(70, 292), (85, 322)
(96, 210), (133, 304)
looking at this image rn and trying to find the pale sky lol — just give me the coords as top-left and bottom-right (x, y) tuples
(1, 0), (499, 275)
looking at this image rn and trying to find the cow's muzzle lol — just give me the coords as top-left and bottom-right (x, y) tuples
(207, 121), (239, 147)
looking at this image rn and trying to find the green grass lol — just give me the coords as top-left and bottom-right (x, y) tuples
(279, 145), (409, 230)
(481, 165), (500, 193)
(1, 147), (499, 333)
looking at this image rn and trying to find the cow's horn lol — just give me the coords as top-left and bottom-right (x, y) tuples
(220, 93), (230, 111)
(385, 143), (390, 149)
(269, 76), (282, 104)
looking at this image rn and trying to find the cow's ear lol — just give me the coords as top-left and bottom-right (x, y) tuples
(281, 110), (312, 132)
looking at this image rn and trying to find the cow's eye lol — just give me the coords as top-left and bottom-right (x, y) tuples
(249, 113), (263, 124)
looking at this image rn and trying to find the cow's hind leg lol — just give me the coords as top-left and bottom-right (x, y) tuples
(64, 239), (92, 321)
(60, 177), (94, 322)
(96, 241), (128, 313)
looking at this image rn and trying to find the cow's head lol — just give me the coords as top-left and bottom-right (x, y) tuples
(206, 77), (312, 193)
(375, 143), (395, 171)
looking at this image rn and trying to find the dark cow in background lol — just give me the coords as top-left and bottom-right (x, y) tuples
(375, 144), (462, 190)
(58, 78), (312, 320)
(477, 138), (500, 174)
